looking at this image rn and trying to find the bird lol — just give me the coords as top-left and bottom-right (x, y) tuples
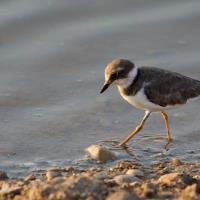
(100, 59), (200, 147)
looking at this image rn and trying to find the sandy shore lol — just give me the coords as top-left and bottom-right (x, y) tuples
(0, 155), (200, 200)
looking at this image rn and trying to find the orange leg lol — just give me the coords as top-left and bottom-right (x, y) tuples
(161, 111), (171, 143)
(119, 111), (151, 147)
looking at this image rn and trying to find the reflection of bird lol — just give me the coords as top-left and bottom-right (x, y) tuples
(100, 59), (200, 147)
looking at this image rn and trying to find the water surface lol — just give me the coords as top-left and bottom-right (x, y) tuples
(0, 0), (200, 177)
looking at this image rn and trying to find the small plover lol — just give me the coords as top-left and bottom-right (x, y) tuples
(100, 59), (200, 147)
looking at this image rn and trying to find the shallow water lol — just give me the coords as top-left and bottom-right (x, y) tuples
(0, 0), (200, 177)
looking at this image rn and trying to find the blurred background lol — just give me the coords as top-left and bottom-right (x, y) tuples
(0, 0), (200, 177)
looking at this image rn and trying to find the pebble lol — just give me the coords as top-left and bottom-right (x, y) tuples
(140, 182), (156, 198)
(47, 167), (63, 172)
(130, 181), (141, 187)
(95, 172), (108, 180)
(178, 184), (199, 200)
(86, 144), (116, 163)
(25, 173), (36, 181)
(171, 158), (183, 166)
(158, 172), (180, 185)
(89, 167), (102, 172)
(118, 161), (135, 169)
(0, 182), (22, 196)
(46, 170), (62, 181)
(51, 177), (66, 185)
(109, 167), (115, 172)
(160, 167), (170, 175)
(114, 175), (140, 185)
(0, 171), (8, 180)
(126, 169), (144, 178)
(64, 166), (74, 172)
(158, 172), (195, 187)
(193, 175), (200, 180)
(0, 187), (22, 196)
(106, 190), (140, 200)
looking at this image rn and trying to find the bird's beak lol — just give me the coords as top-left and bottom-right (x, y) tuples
(100, 80), (112, 94)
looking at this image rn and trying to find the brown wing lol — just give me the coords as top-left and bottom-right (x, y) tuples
(142, 67), (200, 107)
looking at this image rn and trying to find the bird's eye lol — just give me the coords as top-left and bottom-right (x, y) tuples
(110, 73), (117, 80)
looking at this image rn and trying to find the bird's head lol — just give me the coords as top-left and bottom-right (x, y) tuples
(100, 59), (136, 93)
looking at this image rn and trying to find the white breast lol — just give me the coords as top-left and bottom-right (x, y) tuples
(118, 87), (181, 112)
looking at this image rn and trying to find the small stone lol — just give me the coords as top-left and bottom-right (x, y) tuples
(114, 175), (140, 185)
(158, 172), (180, 185)
(109, 167), (114, 172)
(160, 167), (170, 175)
(104, 179), (117, 187)
(118, 161), (135, 169)
(29, 185), (54, 199)
(86, 144), (116, 163)
(193, 175), (200, 180)
(0, 183), (22, 196)
(89, 166), (103, 172)
(50, 191), (67, 200)
(130, 181), (141, 187)
(51, 177), (66, 185)
(62, 176), (108, 199)
(96, 167), (103, 172)
(171, 158), (183, 166)
(120, 183), (130, 189)
(25, 173), (36, 181)
(182, 174), (196, 185)
(0, 171), (8, 180)
(178, 184), (199, 200)
(140, 182), (156, 198)
(158, 173), (195, 186)
(106, 190), (140, 200)
(64, 166), (74, 172)
(46, 170), (62, 181)
(47, 167), (63, 172)
(126, 169), (144, 178)
(95, 172), (108, 180)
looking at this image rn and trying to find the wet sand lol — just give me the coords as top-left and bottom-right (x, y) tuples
(0, 0), (200, 178)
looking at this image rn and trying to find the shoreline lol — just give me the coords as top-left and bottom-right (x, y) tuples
(0, 156), (200, 199)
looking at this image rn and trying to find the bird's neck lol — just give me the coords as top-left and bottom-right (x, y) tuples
(116, 66), (138, 90)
